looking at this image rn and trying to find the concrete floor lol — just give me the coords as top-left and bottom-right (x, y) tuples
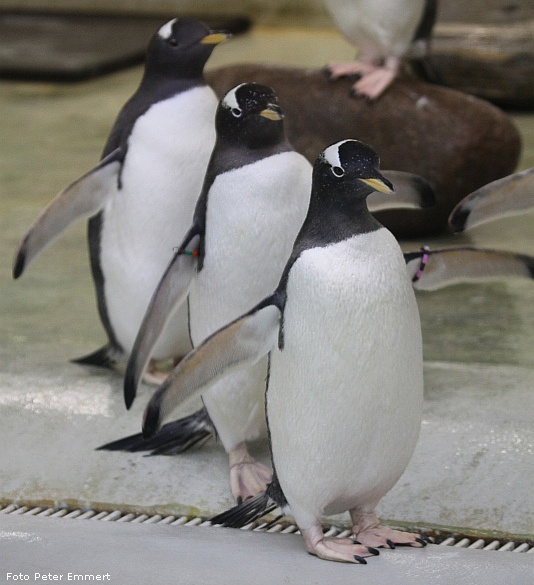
(1, 23), (533, 583)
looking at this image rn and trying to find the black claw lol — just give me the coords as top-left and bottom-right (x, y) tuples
(420, 535), (432, 543)
(366, 547), (380, 556)
(236, 496), (243, 506)
(322, 67), (334, 82)
(353, 539), (361, 544)
(353, 555), (367, 565)
(386, 539), (396, 549)
(415, 537), (428, 547)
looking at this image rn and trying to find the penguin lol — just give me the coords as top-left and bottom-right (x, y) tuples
(141, 139), (430, 563)
(448, 166), (534, 233)
(12, 18), (228, 380)
(117, 82), (314, 501)
(324, 0), (438, 99)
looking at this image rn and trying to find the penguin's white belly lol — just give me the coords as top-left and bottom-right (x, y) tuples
(99, 87), (217, 358)
(268, 228), (423, 528)
(188, 151), (312, 450)
(189, 151), (311, 342)
(325, 0), (425, 58)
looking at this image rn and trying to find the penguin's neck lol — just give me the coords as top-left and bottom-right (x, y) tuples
(213, 136), (292, 174)
(299, 187), (382, 249)
(139, 70), (204, 98)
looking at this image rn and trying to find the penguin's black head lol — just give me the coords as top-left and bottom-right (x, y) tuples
(216, 83), (285, 149)
(146, 18), (229, 79)
(314, 139), (394, 202)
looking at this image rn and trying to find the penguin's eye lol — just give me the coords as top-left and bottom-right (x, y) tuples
(168, 38), (178, 47)
(231, 108), (243, 118)
(331, 166), (345, 178)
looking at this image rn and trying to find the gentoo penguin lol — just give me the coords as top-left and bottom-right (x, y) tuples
(141, 139), (430, 563)
(12, 19), (228, 380)
(119, 82), (313, 500)
(324, 0), (438, 99)
(449, 166), (534, 233)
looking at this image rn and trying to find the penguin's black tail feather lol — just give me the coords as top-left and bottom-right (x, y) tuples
(96, 407), (215, 455)
(71, 344), (120, 369)
(211, 491), (277, 528)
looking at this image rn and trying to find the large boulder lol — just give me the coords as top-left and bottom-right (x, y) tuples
(206, 64), (521, 238)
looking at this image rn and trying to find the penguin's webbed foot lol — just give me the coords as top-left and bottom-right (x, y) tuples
(302, 525), (379, 564)
(142, 358), (183, 386)
(350, 67), (397, 101)
(229, 442), (272, 502)
(351, 510), (429, 549)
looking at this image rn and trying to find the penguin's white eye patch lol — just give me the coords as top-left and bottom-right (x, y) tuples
(231, 108), (243, 118)
(331, 166), (345, 178)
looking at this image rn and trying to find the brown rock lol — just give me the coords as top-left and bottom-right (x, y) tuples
(206, 64), (521, 238)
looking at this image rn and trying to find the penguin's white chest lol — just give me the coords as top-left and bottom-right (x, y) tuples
(189, 151), (312, 342)
(268, 228), (424, 527)
(325, 0), (425, 58)
(99, 86), (218, 356)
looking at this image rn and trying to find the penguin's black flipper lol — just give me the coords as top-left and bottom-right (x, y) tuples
(124, 229), (201, 410)
(211, 491), (277, 528)
(71, 344), (120, 369)
(369, 171), (435, 212)
(405, 246), (534, 291)
(142, 298), (282, 439)
(12, 148), (123, 279)
(97, 407), (215, 455)
(448, 167), (534, 233)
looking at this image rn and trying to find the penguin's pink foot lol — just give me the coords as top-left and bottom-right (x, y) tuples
(142, 360), (170, 386)
(325, 60), (375, 80)
(229, 442), (272, 502)
(142, 356), (185, 386)
(302, 525), (379, 564)
(351, 509), (428, 549)
(351, 67), (397, 100)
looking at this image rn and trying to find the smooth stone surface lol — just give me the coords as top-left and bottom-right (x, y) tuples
(430, 20), (534, 109)
(1, 349), (532, 537)
(1, 513), (533, 585)
(206, 65), (521, 237)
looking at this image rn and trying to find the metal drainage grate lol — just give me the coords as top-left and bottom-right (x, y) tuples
(1, 502), (532, 553)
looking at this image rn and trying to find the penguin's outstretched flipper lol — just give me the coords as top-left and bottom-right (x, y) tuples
(123, 231), (201, 410)
(142, 299), (282, 439)
(369, 171), (435, 212)
(12, 149), (123, 279)
(97, 407), (215, 455)
(405, 246), (534, 291)
(449, 167), (534, 233)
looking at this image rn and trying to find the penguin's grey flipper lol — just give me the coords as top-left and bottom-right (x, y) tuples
(12, 149), (123, 279)
(448, 167), (534, 233)
(123, 231), (201, 410)
(142, 299), (282, 439)
(405, 246), (534, 291)
(97, 407), (215, 455)
(368, 171), (435, 212)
